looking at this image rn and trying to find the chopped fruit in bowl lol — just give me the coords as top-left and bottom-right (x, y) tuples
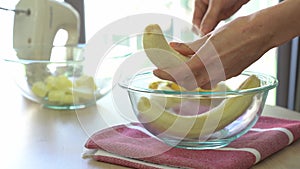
(4, 46), (111, 109)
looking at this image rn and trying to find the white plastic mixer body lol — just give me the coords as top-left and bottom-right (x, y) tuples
(12, 0), (80, 85)
(13, 0), (80, 60)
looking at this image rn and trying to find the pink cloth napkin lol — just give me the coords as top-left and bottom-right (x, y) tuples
(83, 116), (300, 169)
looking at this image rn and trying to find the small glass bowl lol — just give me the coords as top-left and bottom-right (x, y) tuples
(3, 45), (111, 109)
(119, 70), (278, 149)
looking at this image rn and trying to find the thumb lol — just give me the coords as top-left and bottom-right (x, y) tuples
(170, 35), (210, 56)
(170, 42), (195, 56)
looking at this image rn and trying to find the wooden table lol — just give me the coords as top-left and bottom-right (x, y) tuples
(0, 62), (299, 169)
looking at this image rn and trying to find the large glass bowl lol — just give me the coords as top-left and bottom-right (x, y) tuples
(3, 45), (111, 110)
(119, 70), (278, 149)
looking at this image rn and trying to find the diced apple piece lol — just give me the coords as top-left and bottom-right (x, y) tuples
(74, 75), (97, 89)
(72, 86), (95, 100)
(31, 74), (98, 105)
(45, 76), (57, 90)
(62, 94), (76, 104)
(32, 81), (48, 97)
(45, 75), (72, 91)
(56, 75), (73, 89)
(48, 90), (65, 102)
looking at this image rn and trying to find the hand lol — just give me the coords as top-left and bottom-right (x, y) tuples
(154, 16), (273, 90)
(193, 0), (250, 35)
(154, 0), (300, 90)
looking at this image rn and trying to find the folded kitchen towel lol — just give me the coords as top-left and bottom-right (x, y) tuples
(83, 116), (300, 169)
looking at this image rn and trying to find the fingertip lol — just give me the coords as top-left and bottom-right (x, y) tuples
(153, 69), (165, 79)
(169, 42), (180, 48)
(153, 69), (160, 76)
(199, 30), (205, 37)
(170, 42), (195, 56)
(201, 0), (209, 5)
(201, 83), (213, 90)
(200, 3), (221, 35)
(192, 20), (201, 31)
(153, 69), (175, 82)
(169, 42), (184, 52)
(192, 25), (203, 36)
(199, 25), (211, 35)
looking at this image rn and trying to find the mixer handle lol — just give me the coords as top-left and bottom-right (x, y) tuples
(50, 0), (80, 46)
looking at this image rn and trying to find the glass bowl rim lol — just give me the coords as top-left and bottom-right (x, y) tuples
(1, 44), (85, 64)
(119, 70), (278, 96)
(3, 57), (85, 64)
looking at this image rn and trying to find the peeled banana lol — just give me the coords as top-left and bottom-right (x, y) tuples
(137, 75), (261, 139)
(148, 80), (229, 108)
(143, 24), (189, 69)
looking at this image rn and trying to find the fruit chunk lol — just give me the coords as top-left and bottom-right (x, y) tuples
(31, 82), (48, 97)
(48, 90), (66, 102)
(74, 75), (97, 89)
(72, 86), (95, 100)
(45, 75), (73, 91)
(73, 75), (97, 100)
(31, 74), (97, 104)
(149, 80), (230, 108)
(149, 80), (229, 92)
(56, 75), (73, 89)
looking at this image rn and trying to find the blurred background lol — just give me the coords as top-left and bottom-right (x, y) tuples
(1, 0), (299, 110)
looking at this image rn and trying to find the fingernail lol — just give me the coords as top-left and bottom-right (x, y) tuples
(170, 42), (180, 47)
(199, 30), (205, 37)
(192, 25), (202, 36)
(153, 69), (160, 76)
(170, 42), (184, 50)
(200, 26), (209, 36)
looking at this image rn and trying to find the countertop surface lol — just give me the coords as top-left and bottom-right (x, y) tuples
(0, 61), (299, 169)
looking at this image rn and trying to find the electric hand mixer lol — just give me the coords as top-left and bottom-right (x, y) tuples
(12, 0), (80, 85)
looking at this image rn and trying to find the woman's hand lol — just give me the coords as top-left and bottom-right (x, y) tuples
(154, 0), (300, 90)
(154, 13), (272, 90)
(193, 0), (250, 35)
(155, 21), (270, 89)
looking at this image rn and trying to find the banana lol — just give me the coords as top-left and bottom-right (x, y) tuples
(137, 75), (260, 139)
(143, 24), (189, 69)
(148, 80), (229, 108)
(142, 24), (227, 92)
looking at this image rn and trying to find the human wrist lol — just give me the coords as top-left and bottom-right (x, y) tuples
(233, 14), (274, 56)
(250, 0), (300, 49)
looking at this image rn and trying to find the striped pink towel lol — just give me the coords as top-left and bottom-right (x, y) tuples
(83, 116), (300, 169)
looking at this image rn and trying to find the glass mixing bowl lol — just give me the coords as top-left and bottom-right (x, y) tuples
(119, 70), (278, 149)
(3, 45), (111, 109)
